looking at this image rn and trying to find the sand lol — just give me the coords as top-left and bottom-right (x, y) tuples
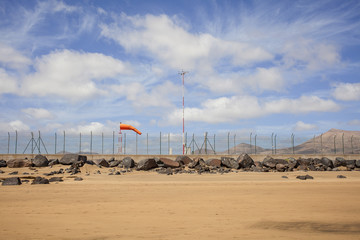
(1, 165), (360, 240)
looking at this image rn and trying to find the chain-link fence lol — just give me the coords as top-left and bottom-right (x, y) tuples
(1, 131), (359, 155)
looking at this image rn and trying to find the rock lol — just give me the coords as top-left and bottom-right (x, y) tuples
(8, 171), (18, 175)
(0, 170), (4, 174)
(59, 154), (86, 166)
(334, 157), (347, 167)
(114, 171), (121, 175)
(2, 177), (22, 186)
(281, 176), (288, 179)
(93, 159), (109, 167)
(337, 175), (347, 179)
(7, 159), (32, 168)
(175, 156), (192, 165)
(49, 159), (59, 166)
(49, 177), (63, 182)
(159, 158), (180, 168)
(32, 177), (49, 184)
(237, 154), (255, 169)
(0, 159), (7, 167)
(32, 154), (49, 167)
(346, 160), (356, 169)
(355, 160), (360, 168)
(136, 158), (158, 171)
(320, 157), (334, 169)
(296, 174), (314, 180)
(74, 177), (83, 181)
(276, 163), (287, 172)
(188, 158), (201, 168)
(221, 157), (239, 169)
(262, 156), (277, 168)
(109, 160), (121, 168)
(286, 158), (298, 170)
(122, 157), (135, 168)
(205, 159), (222, 168)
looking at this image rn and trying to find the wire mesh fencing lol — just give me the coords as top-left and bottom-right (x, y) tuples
(1, 131), (360, 155)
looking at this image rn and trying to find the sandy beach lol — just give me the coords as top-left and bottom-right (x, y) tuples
(1, 165), (360, 240)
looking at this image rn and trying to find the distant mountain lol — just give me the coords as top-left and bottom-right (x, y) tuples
(218, 129), (360, 155)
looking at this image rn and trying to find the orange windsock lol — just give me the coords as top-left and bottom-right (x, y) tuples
(120, 123), (142, 135)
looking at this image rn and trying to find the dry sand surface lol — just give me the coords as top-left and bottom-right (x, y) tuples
(1, 165), (360, 240)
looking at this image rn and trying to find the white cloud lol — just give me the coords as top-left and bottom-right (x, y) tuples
(165, 95), (340, 124)
(111, 81), (180, 108)
(348, 119), (360, 126)
(0, 68), (18, 94)
(0, 120), (30, 132)
(100, 14), (273, 70)
(0, 43), (31, 69)
(293, 121), (318, 131)
(332, 82), (360, 101)
(22, 108), (55, 120)
(21, 49), (130, 101)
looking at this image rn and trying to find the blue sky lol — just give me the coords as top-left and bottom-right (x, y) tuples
(0, 0), (360, 137)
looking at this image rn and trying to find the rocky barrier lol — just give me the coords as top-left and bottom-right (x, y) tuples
(1, 153), (360, 185)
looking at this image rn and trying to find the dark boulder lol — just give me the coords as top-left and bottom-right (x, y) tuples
(276, 163), (287, 172)
(2, 177), (22, 186)
(188, 157), (203, 168)
(286, 158), (298, 170)
(237, 154), (255, 169)
(296, 174), (314, 180)
(7, 159), (32, 168)
(221, 157), (239, 169)
(346, 160), (356, 170)
(32, 177), (49, 184)
(122, 157), (135, 168)
(356, 160), (360, 168)
(109, 160), (121, 168)
(93, 159), (109, 167)
(49, 177), (63, 182)
(262, 156), (277, 168)
(8, 171), (18, 175)
(159, 158), (180, 168)
(334, 157), (347, 167)
(337, 175), (347, 179)
(59, 154), (86, 166)
(0, 159), (7, 167)
(320, 157), (334, 169)
(205, 159), (222, 168)
(49, 159), (59, 166)
(136, 158), (158, 171)
(74, 177), (83, 181)
(297, 158), (313, 167)
(32, 154), (49, 167)
(175, 156), (192, 165)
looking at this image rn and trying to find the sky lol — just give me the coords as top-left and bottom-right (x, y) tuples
(0, 0), (360, 138)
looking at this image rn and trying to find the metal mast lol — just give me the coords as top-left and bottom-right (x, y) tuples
(179, 70), (188, 154)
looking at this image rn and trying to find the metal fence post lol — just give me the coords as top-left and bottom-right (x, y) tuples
(234, 134), (236, 154)
(342, 133), (344, 154)
(31, 132), (34, 154)
(55, 132), (57, 154)
(271, 132), (274, 155)
(320, 134), (323, 154)
(313, 135), (316, 154)
(204, 132), (208, 154)
(334, 135), (336, 154)
(274, 134), (277, 154)
(214, 134), (216, 154)
(168, 133), (170, 154)
(124, 133), (126, 154)
(351, 135), (354, 154)
(7, 132), (10, 154)
(136, 133), (138, 155)
(254, 134), (257, 154)
(79, 133), (82, 153)
(15, 130), (18, 154)
(102, 132), (104, 154)
(147, 133), (149, 155)
(291, 133), (294, 154)
(227, 132), (230, 155)
(90, 131), (93, 154)
(160, 132), (162, 155)
(63, 131), (65, 153)
(112, 131), (114, 155)
(250, 132), (252, 154)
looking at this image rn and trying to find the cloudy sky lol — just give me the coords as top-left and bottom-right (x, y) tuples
(0, 0), (359, 137)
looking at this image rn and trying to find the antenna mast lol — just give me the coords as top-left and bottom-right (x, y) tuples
(179, 70), (188, 155)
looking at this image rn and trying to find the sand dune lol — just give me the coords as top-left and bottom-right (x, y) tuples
(1, 165), (360, 239)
